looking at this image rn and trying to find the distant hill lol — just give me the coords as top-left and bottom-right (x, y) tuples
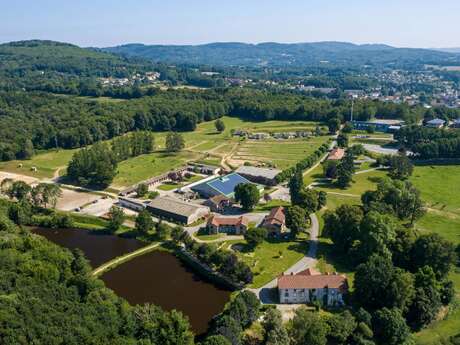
(434, 48), (460, 54)
(103, 41), (460, 68)
(0, 40), (154, 78)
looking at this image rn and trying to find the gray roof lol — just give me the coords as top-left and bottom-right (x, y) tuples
(148, 197), (207, 217)
(236, 166), (282, 180)
(427, 118), (446, 124)
(454, 118), (460, 124)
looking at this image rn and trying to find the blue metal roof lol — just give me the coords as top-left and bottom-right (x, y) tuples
(207, 173), (251, 197)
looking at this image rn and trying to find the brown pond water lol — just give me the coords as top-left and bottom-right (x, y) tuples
(31, 227), (146, 267)
(32, 228), (231, 335)
(101, 250), (231, 335)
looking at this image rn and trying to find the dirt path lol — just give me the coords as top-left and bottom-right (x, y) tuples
(92, 242), (161, 276)
(221, 142), (240, 170)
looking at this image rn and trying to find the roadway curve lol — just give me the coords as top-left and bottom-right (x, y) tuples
(248, 213), (319, 303)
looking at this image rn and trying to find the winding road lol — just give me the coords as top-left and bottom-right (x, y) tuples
(248, 213), (320, 304)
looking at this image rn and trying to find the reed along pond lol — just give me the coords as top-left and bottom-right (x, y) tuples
(32, 228), (231, 334)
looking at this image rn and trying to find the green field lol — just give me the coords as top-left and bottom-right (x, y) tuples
(233, 136), (330, 170)
(231, 235), (310, 288)
(0, 149), (77, 179)
(411, 165), (460, 215)
(313, 169), (387, 196)
(0, 116), (330, 189)
(113, 151), (202, 189)
(410, 165), (460, 344)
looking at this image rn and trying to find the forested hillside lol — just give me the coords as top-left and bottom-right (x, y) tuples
(104, 41), (460, 68)
(0, 202), (194, 344)
(0, 40), (224, 95)
(0, 87), (435, 161)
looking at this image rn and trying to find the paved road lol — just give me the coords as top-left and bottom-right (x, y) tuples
(248, 213), (319, 304)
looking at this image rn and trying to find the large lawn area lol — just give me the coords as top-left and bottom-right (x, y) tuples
(112, 151), (202, 189)
(231, 235), (310, 288)
(411, 165), (460, 215)
(314, 169), (388, 196)
(410, 165), (460, 344)
(233, 136), (330, 170)
(0, 149), (77, 179)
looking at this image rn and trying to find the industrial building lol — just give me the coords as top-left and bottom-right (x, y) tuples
(146, 196), (209, 225)
(235, 166), (281, 186)
(190, 172), (262, 199)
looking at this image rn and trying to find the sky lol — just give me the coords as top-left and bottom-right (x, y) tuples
(1, 0), (460, 48)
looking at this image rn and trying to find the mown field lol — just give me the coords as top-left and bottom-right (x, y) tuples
(411, 165), (460, 344)
(0, 116), (332, 189)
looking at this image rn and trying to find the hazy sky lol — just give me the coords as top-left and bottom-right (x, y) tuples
(2, 0), (459, 48)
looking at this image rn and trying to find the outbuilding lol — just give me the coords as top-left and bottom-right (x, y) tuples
(191, 172), (262, 199)
(146, 196), (209, 225)
(235, 166), (281, 186)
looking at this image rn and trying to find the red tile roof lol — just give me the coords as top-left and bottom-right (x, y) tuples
(278, 272), (348, 291)
(328, 148), (345, 160)
(263, 206), (286, 226)
(297, 268), (321, 276)
(208, 215), (249, 227)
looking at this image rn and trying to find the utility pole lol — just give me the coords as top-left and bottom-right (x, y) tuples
(350, 96), (355, 122)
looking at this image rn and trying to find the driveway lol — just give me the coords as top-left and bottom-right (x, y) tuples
(248, 213), (319, 304)
(363, 144), (413, 156)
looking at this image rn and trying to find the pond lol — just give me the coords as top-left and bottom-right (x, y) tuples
(31, 227), (146, 267)
(100, 250), (231, 335)
(32, 228), (231, 335)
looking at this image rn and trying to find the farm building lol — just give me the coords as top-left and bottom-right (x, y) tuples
(261, 206), (286, 236)
(425, 118), (446, 128)
(118, 197), (147, 212)
(278, 269), (348, 306)
(188, 163), (221, 175)
(207, 215), (249, 235)
(235, 166), (281, 186)
(146, 196), (209, 225)
(204, 195), (233, 213)
(351, 119), (404, 133)
(191, 172), (263, 199)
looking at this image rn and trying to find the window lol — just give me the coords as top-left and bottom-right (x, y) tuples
(285, 292), (289, 297)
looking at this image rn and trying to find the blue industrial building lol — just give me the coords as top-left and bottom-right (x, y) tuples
(351, 120), (403, 133)
(191, 172), (263, 198)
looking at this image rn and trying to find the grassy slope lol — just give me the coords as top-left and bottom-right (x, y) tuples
(411, 165), (460, 344)
(0, 116), (330, 188)
(232, 234), (310, 288)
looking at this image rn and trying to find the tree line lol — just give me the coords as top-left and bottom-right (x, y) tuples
(2, 86), (452, 162)
(321, 176), (457, 341)
(395, 126), (460, 159)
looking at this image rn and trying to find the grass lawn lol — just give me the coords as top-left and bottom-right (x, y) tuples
(411, 165), (460, 215)
(254, 199), (290, 212)
(409, 165), (460, 344)
(0, 149), (77, 179)
(231, 234), (310, 288)
(157, 182), (181, 191)
(314, 169), (387, 196)
(195, 234), (226, 241)
(234, 136), (331, 170)
(112, 151), (202, 188)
